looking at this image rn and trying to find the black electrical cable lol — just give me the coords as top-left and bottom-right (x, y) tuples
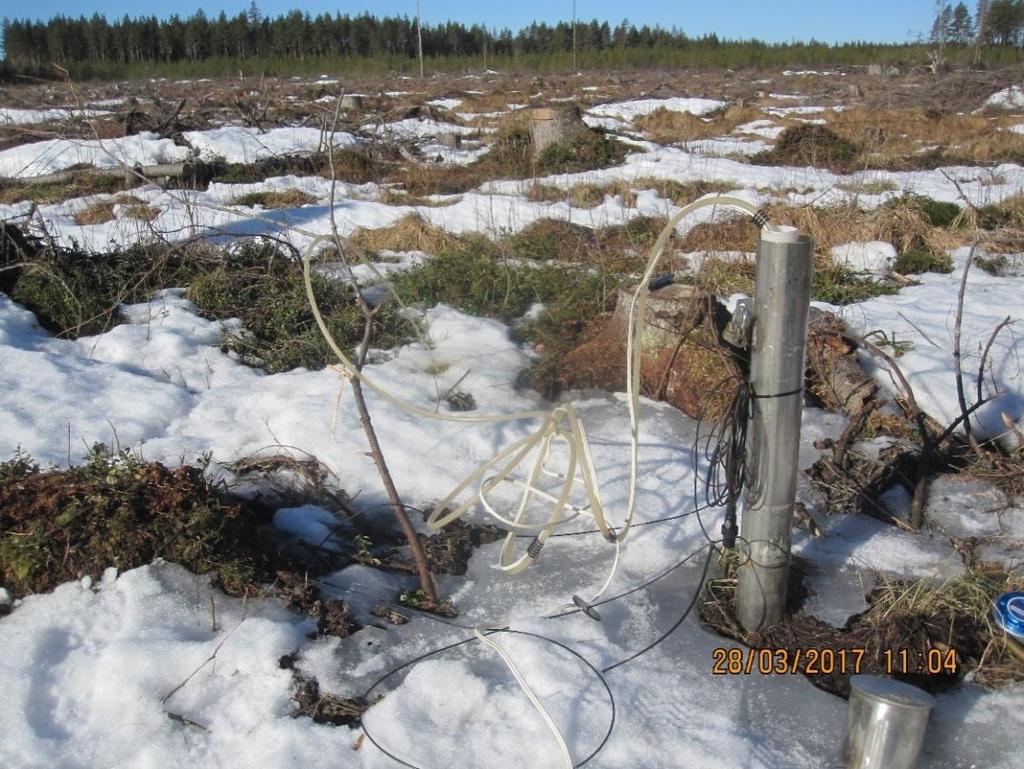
(690, 371), (751, 550)
(601, 543), (716, 674)
(545, 542), (711, 620)
(359, 628), (616, 769)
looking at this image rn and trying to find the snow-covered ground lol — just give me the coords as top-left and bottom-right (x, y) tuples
(983, 85), (1024, 110)
(1, 90), (1023, 769)
(0, 132), (189, 178)
(588, 97), (727, 121)
(183, 126), (361, 164)
(0, 107), (106, 125)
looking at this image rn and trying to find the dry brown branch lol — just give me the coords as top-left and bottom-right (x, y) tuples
(323, 94), (439, 606)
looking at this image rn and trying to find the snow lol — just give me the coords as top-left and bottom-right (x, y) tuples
(0, 107), (104, 125)
(733, 119), (785, 139)
(366, 118), (486, 141)
(803, 565), (873, 628)
(426, 98), (463, 111)
(582, 114), (631, 132)
(830, 241), (897, 274)
(764, 105), (837, 117)
(274, 504), (343, 547)
(0, 562), (345, 769)
(681, 138), (771, 157)
(983, 85), (1024, 110)
(2, 89), (1024, 769)
(587, 97), (726, 121)
(0, 132), (189, 179)
(183, 127), (360, 164)
(836, 246), (1024, 445)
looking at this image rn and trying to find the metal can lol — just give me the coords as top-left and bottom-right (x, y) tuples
(992, 590), (1024, 662)
(841, 675), (935, 769)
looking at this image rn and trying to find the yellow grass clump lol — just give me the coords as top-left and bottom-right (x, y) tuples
(347, 213), (451, 254)
(228, 188), (318, 209)
(73, 195), (160, 225)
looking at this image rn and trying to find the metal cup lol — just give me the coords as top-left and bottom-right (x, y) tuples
(841, 675), (936, 769)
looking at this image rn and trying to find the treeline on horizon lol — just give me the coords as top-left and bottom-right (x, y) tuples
(3, 5), (1024, 80)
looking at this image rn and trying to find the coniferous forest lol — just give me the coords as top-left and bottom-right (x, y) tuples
(3, 2), (1024, 79)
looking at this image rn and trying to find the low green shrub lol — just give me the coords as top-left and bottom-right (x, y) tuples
(894, 248), (953, 274)
(0, 446), (273, 598)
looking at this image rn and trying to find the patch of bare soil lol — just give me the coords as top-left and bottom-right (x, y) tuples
(290, 670), (368, 726)
(701, 562), (1024, 698)
(418, 518), (506, 575)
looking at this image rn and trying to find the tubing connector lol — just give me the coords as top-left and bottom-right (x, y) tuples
(526, 537), (545, 559)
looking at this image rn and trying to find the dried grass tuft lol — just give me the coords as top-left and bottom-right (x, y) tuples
(348, 213), (451, 254)
(229, 188), (318, 209)
(73, 194), (160, 225)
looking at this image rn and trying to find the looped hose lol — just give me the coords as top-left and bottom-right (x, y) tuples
(302, 194), (771, 573)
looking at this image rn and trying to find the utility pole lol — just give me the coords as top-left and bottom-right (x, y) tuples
(416, 0), (424, 79)
(735, 227), (813, 631)
(572, 0), (578, 72)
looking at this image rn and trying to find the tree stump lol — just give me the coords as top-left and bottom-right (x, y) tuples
(551, 283), (739, 420)
(340, 94), (364, 110)
(530, 105), (586, 158)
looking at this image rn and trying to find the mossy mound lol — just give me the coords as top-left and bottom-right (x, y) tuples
(535, 128), (630, 175)
(187, 240), (410, 373)
(0, 447), (275, 599)
(753, 124), (859, 173)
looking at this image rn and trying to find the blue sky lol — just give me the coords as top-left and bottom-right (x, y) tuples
(5, 1), (935, 45)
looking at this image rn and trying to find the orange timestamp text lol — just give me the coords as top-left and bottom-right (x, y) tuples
(711, 647), (958, 676)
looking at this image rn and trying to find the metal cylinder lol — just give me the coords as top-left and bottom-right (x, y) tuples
(841, 675), (935, 769)
(736, 227), (813, 630)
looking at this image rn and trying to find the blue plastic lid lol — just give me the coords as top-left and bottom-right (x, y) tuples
(992, 591), (1024, 639)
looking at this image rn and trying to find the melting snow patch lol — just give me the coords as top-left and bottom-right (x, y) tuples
(682, 138), (770, 157)
(0, 132), (188, 179)
(587, 97), (726, 121)
(983, 85), (1024, 110)
(733, 119), (785, 139)
(273, 504), (342, 547)
(804, 564), (874, 628)
(426, 98), (463, 111)
(0, 107), (104, 125)
(830, 241), (896, 274)
(367, 118), (484, 140)
(183, 126), (360, 163)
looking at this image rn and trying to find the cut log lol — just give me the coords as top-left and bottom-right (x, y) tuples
(0, 161), (216, 187)
(805, 307), (877, 415)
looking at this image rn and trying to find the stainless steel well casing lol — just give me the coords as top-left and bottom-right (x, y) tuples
(841, 675), (936, 769)
(735, 230), (813, 630)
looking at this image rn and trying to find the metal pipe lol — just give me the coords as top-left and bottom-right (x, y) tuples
(736, 226), (813, 630)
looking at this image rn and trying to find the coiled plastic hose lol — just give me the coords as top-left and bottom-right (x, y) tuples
(302, 194), (771, 574)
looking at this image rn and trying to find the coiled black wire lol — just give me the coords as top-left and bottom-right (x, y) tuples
(359, 628), (616, 769)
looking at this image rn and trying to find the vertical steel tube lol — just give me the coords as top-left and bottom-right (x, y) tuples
(736, 227), (813, 631)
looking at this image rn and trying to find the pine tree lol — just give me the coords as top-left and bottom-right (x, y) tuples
(951, 2), (974, 41)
